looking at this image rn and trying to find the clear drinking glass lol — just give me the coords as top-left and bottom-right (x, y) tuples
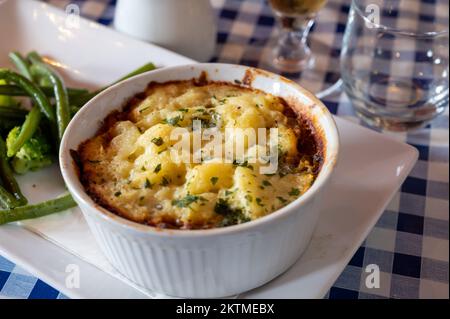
(268, 0), (328, 72)
(341, 0), (449, 131)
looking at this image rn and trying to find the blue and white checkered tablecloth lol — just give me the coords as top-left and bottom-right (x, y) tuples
(1, 0), (448, 299)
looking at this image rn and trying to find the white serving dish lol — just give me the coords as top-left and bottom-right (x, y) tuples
(0, 0), (418, 299)
(59, 63), (339, 298)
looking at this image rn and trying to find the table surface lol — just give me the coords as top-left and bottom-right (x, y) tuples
(0, 0), (448, 299)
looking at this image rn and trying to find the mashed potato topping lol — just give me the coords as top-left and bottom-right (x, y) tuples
(77, 80), (322, 229)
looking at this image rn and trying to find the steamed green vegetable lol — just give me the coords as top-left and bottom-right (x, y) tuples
(0, 193), (77, 225)
(27, 51), (52, 87)
(29, 61), (70, 143)
(0, 106), (27, 120)
(5, 105), (41, 158)
(71, 62), (156, 107)
(0, 50), (157, 225)
(0, 79), (19, 107)
(0, 185), (20, 209)
(7, 127), (53, 174)
(8, 52), (33, 80)
(0, 136), (27, 205)
(0, 85), (88, 98)
(0, 69), (55, 123)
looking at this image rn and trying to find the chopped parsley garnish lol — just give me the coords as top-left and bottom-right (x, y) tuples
(172, 194), (200, 208)
(138, 106), (150, 113)
(232, 160), (253, 170)
(245, 194), (253, 202)
(151, 137), (164, 146)
(214, 198), (233, 215)
(144, 179), (152, 189)
(160, 176), (170, 186)
(163, 115), (182, 126)
(225, 190), (234, 196)
(262, 180), (272, 187)
(255, 197), (264, 207)
(195, 108), (206, 114)
(288, 188), (300, 196)
(212, 95), (228, 105)
(192, 117), (214, 129)
(114, 191), (121, 197)
(215, 198), (250, 227)
(178, 108), (189, 113)
(277, 196), (287, 204)
(210, 176), (219, 185)
(154, 163), (162, 173)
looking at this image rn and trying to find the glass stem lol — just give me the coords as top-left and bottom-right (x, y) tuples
(273, 15), (315, 71)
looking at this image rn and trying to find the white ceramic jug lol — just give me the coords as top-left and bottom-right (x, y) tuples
(114, 0), (217, 62)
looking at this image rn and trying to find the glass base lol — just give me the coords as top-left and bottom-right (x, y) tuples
(354, 105), (444, 132)
(343, 76), (448, 132)
(270, 46), (315, 73)
(261, 37), (341, 97)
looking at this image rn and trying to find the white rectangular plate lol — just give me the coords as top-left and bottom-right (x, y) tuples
(0, 0), (418, 299)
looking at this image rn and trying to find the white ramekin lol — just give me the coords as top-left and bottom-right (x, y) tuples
(60, 63), (339, 298)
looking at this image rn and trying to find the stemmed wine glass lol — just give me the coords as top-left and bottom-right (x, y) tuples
(267, 0), (328, 73)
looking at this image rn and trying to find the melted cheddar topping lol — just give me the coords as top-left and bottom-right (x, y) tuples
(78, 82), (319, 229)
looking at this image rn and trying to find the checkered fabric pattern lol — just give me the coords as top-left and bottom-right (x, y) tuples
(0, 255), (67, 299)
(1, 0), (448, 299)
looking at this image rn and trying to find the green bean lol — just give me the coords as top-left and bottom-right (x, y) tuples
(71, 62), (156, 107)
(29, 63), (70, 143)
(115, 62), (157, 83)
(0, 193), (76, 225)
(0, 106), (28, 120)
(8, 52), (33, 80)
(6, 105), (41, 157)
(0, 185), (20, 209)
(70, 105), (81, 117)
(0, 85), (88, 98)
(0, 69), (55, 123)
(0, 137), (27, 205)
(0, 97), (17, 107)
(27, 51), (44, 64)
(28, 52), (71, 141)
(27, 51), (53, 87)
(69, 92), (94, 108)
(0, 79), (17, 107)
